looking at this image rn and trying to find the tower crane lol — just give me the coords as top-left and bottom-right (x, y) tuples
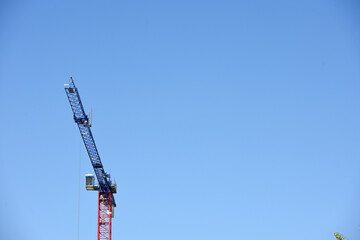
(64, 77), (117, 240)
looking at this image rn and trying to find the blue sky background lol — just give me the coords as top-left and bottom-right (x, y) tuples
(0, 1), (359, 240)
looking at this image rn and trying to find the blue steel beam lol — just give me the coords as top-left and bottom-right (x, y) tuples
(65, 77), (116, 206)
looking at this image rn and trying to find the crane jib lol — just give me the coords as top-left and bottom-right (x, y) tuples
(64, 78), (116, 207)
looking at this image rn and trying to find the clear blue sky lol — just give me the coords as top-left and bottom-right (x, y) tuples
(0, 1), (359, 240)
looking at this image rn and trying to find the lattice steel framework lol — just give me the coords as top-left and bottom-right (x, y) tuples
(64, 77), (116, 240)
(98, 191), (112, 240)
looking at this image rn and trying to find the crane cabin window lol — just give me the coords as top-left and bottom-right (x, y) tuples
(86, 175), (94, 186)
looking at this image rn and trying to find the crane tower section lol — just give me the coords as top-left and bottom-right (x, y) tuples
(64, 77), (117, 240)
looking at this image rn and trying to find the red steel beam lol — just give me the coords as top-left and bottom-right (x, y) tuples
(98, 191), (112, 240)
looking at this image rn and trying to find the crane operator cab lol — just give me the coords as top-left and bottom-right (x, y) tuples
(85, 174), (99, 191)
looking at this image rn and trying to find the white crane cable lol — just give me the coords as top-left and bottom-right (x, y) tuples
(77, 137), (82, 240)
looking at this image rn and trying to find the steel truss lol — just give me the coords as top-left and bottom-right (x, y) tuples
(98, 191), (112, 240)
(64, 77), (116, 240)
